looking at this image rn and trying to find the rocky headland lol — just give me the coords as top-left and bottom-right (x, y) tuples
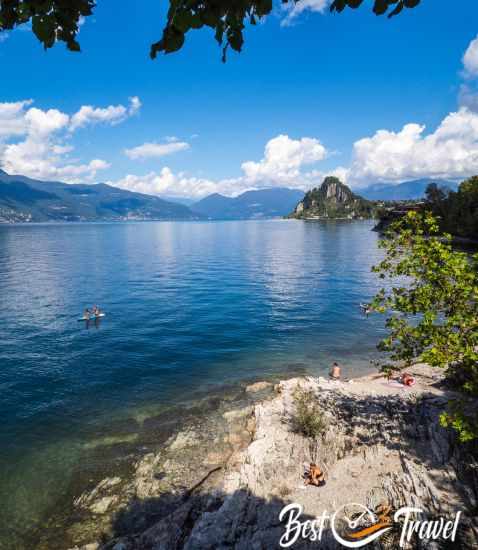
(290, 177), (378, 220)
(44, 366), (477, 550)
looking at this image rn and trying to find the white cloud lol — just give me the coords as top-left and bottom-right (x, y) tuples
(458, 84), (478, 112)
(1, 136), (110, 182)
(458, 84), (478, 111)
(281, 0), (330, 26)
(241, 134), (327, 184)
(112, 135), (331, 199)
(110, 168), (221, 199)
(0, 100), (33, 137)
(26, 107), (70, 137)
(0, 32), (9, 43)
(53, 159), (111, 180)
(124, 141), (190, 160)
(463, 34), (478, 78)
(69, 96), (141, 131)
(129, 96), (142, 113)
(113, 107), (478, 199)
(348, 107), (478, 186)
(0, 98), (136, 182)
(459, 35), (478, 111)
(51, 144), (74, 155)
(305, 166), (350, 186)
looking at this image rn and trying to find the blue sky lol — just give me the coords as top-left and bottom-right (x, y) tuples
(1, 0), (478, 198)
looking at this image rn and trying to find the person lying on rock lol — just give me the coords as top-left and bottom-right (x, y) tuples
(398, 372), (415, 387)
(304, 463), (326, 487)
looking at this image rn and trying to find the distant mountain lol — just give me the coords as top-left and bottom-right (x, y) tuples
(291, 177), (377, 219)
(359, 179), (458, 201)
(191, 188), (305, 219)
(0, 170), (201, 223)
(191, 193), (233, 218)
(160, 196), (197, 207)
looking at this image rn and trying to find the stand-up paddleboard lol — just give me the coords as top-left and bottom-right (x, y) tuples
(78, 313), (106, 322)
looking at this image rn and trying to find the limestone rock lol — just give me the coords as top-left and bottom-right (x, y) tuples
(90, 496), (118, 515)
(70, 369), (478, 549)
(169, 429), (198, 450)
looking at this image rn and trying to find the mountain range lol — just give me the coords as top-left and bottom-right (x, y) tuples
(359, 179), (458, 201)
(0, 171), (305, 223)
(0, 169), (463, 224)
(0, 170), (200, 223)
(190, 188), (305, 219)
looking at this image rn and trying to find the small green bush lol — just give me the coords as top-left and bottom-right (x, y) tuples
(291, 388), (327, 438)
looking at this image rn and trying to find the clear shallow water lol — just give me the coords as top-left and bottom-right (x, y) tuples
(0, 219), (387, 547)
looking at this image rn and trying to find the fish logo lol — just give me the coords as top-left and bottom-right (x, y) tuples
(331, 503), (393, 548)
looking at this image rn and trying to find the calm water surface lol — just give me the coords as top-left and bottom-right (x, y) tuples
(0, 220), (387, 547)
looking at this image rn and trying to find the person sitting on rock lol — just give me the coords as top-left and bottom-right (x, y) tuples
(330, 362), (341, 380)
(304, 463), (326, 487)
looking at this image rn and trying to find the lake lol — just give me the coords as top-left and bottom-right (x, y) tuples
(0, 219), (388, 548)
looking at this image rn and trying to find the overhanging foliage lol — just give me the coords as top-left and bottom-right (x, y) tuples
(0, 0), (422, 59)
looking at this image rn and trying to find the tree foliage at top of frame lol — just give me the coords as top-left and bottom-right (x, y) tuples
(0, 1), (422, 60)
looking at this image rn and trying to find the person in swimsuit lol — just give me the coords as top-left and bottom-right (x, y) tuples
(330, 362), (341, 380)
(400, 372), (416, 387)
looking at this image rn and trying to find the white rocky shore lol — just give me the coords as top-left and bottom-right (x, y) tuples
(66, 366), (477, 550)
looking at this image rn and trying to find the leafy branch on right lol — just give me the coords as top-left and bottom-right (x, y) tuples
(371, 210), (478, 442)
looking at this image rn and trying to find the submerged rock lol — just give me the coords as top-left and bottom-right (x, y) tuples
(245, 381), (273, 393)
(168, 429), (198, 451)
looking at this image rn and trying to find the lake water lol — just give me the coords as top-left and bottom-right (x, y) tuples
(0, 220), (388, 548)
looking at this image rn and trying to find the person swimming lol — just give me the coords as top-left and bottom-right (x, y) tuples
(360, 303), (371, 317)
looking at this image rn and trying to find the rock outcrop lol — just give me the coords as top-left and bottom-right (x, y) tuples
(291, 177), (378, 220)
(65, 367), (477, 550)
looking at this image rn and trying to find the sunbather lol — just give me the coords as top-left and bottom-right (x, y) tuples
(304, 463), (326, 487)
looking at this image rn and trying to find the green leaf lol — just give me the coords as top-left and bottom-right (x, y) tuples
(32, 15), (56, 49)
(373, 1), (390, 16)
(228, 30), (244, 52)
(173, 11), (193, 33)
(68, 40), (81, 52)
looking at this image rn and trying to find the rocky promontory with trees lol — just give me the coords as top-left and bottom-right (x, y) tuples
(290, 177), (378, 220)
